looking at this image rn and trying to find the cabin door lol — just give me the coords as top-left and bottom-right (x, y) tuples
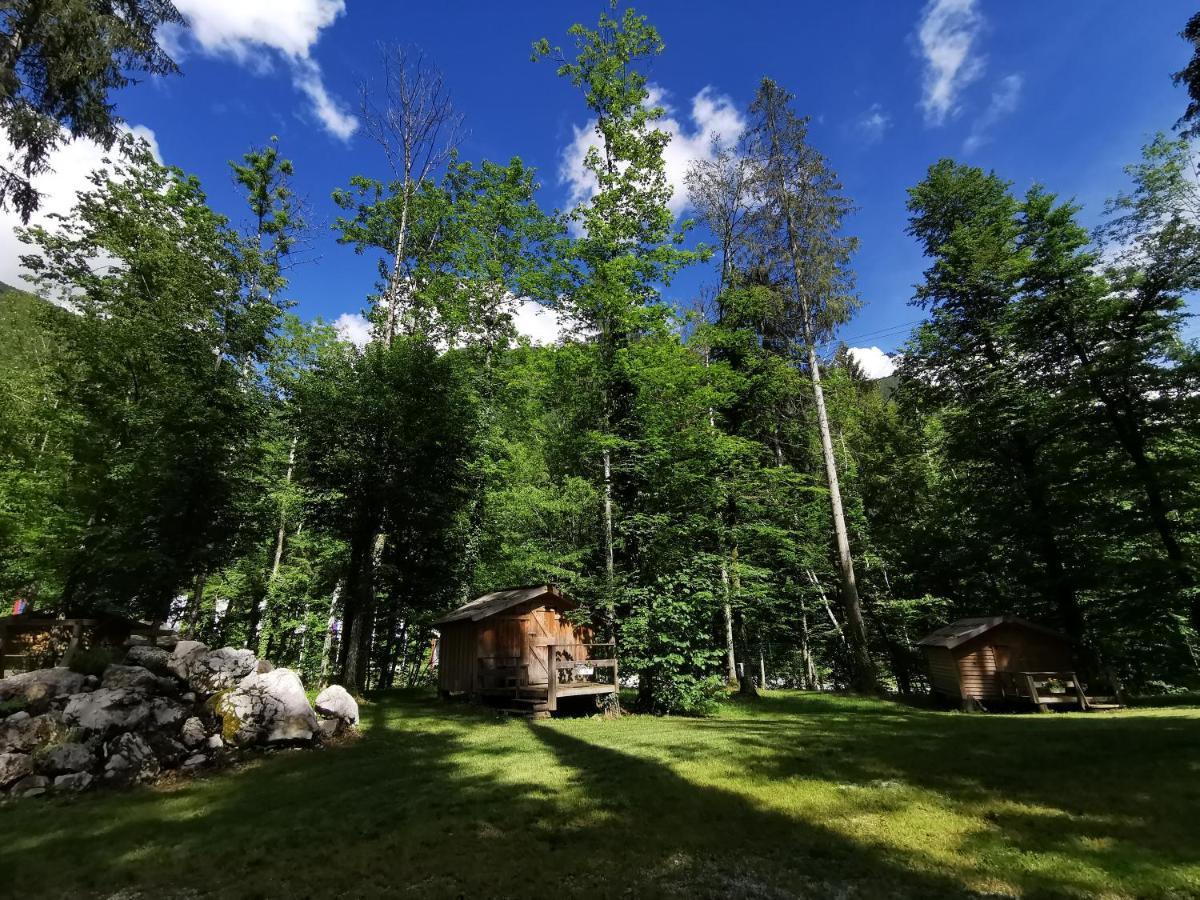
(992, 643), (1016, 671)
(523, 610), (553, 685)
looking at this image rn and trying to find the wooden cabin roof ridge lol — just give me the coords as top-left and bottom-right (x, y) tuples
(431, 584), (572, 627)
(916, 615), (1070, 650)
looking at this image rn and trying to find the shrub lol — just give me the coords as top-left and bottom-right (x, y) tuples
(67, 646), (120, 677)
(0, 696), (30, 717)
(639, 672), (725, 717)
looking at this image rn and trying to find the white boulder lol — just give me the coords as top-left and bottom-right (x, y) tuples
(102, 664), (159, 693)
(125, 645), (171, 675)
(314, 685), (359, 727)
(53, 772), (94, 792)
(63, 688), (151, 735)
(179, 717), (207, 749)
(214, 668), (318, 746)
(36, 741), (94, 775)
(103, 732), (159, 784)
(186, 648), (257, 695)
(148, 697), (188, 731)
(10, 774), (50, 797)
(1, 711), (66, 753)
(0, 751), (34, 787)
(0, 668), (85, 706)
(166, 640), (208, 681)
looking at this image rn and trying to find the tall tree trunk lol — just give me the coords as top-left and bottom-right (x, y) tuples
(707, 348), (738, 687)
(269, 435), (297, 583)
(338, 529), (380, 692)
(732, 550), (758, 697)
(1061, 329), (1192, 594)
(1011, 434), (1085, 643)
(385, 191), (412, 344)
(184, 571), (207, 639)
(809, 568), (851, 661)
(602, 448), (615, 582)
(318, 581), (342, 687)
(799, 604), (818, 690)
(802, 341), (876, 692)
(720, 559), (737, 685)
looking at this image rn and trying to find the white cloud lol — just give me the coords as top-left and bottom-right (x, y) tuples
(333, 311), (371, 348)
(291, 57), (359, 141)
(560, 85), (745, 218)
(917, 0), (985, 126)
(963, 74), (1023, 153)
(169, 0), (357, 141)
(0, 125), (160, 292)
(509, 298), (565, 346)
(855, 103), (891, 144)
(848, 346), (896, 379)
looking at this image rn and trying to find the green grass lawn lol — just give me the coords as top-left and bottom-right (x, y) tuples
(2, 691), (1198, 898)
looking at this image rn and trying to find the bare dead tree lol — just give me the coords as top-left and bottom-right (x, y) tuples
(686, 138), (754, 299)
(360, 44), (464, 344)
(687, 143), (753, 687)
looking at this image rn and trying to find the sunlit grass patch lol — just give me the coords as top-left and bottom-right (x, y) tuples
(1, 690), (1197, 898)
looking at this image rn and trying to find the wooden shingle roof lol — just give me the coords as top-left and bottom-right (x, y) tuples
(916, 616), (1069, 650)
(431, 585), (573, 627)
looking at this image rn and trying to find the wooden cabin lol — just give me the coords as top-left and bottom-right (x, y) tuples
(432, 585), (617, 715)
(917, 616), (1090, 711)
(0, 612), (163, 677)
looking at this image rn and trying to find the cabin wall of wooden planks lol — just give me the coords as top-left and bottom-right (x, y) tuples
(924, 647), (962, 698)
(926, 623), (1076, 702)
(437, 599), (592, 695)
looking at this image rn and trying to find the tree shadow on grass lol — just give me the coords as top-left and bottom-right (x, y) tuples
(523, 719), (981, 899)
(670, 693), (1200, 896)
(1, 691), (985, 900)
(1, 692), (1195, 898)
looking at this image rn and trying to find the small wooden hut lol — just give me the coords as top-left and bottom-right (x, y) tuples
(917, 616), (1089, 711)
(432, 585), (617, 714)
(0, 611), (163, 677)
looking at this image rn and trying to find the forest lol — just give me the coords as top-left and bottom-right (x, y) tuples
(1, 1), (1198, 717)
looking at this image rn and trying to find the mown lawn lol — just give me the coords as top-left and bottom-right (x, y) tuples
(2, 691), (1198, 898)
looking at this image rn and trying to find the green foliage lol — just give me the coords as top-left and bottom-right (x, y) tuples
(66, 644), (119, 677)
(1, 3), (1197, 715)
(0, 0), (183, 221)
(0, 696), (30, 717)
(15, 137), (284, 619)
(897, 150), (1199, 684)
(0, 284), (72, 600)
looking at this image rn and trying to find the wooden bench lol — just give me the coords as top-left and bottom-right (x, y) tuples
(999, 670), (1089, 712)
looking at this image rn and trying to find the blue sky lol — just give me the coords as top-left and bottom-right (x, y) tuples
(4, 1), (1197, 371)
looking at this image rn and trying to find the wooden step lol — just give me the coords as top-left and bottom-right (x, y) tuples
(509, 697), (547, 708)
(499, 707), (549, 719)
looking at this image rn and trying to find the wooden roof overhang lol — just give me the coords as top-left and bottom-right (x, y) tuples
(431, 584), (575, 628)
(916, 616), (1071, 650)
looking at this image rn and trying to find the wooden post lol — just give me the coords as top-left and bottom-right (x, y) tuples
(59, 621), (84, 668)
(1025, 673), (1048, 713)
(1070, 671), (1089, 711)
(546, 644), (557, 713)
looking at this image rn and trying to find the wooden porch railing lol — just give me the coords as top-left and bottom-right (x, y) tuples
(546, 642), (617, 711)
(476, 655), (525, 691)
(999, 670), (1088, 711)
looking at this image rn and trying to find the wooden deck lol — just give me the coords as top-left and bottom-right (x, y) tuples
(480, 642), (618, 716)
(997, 670), (1119, 712)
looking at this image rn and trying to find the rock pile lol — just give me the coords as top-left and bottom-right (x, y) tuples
(0, 636), (358, 800)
